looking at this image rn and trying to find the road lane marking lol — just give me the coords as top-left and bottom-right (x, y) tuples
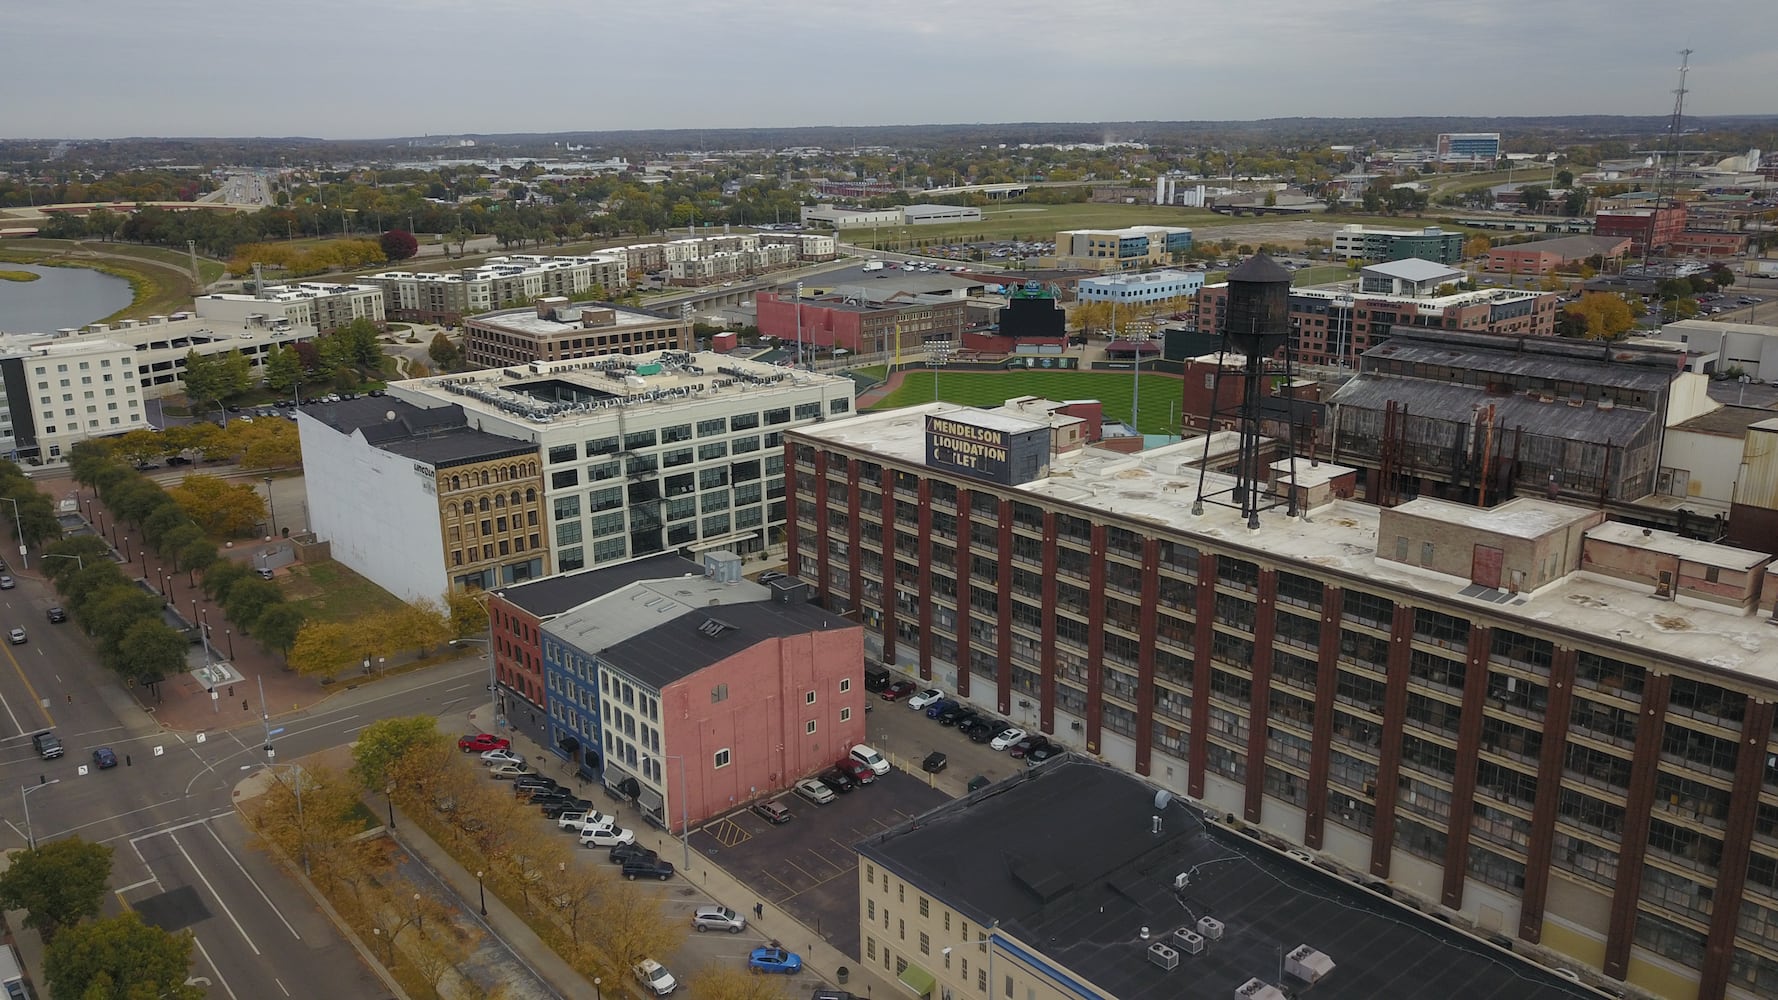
(116, 877), (160, 893)
(0, 634), (50, 729)
(0, 686), (23, 738)
(203, 821), (301, 941)
(170, 832), (260, 956)
(189, 934), (240, 1000)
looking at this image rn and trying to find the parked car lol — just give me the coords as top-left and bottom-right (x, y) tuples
(850, 744), (890, 775)
(557, 810), (617, 832)
(458, 733), (510, 753)
(579, 824), (637, 848)
(634, 958), (678, 996)
(1009, 736), (1050, 759)
(817, 767), (855, 794)
(480, 748), (525, 767)
(45, 607), (67, 624)
(965, 722), (998, 744)
(836, 758), (876, 785)
(751, 800), (793, 825)
(610, 842), (658, 865)
(1026, 746), (1060, 766)
(748, 946), (803, 975)
(622, 856), (677, 881)
(794, 778), (835, 805)
(880, 680), (918, 701)
(924, 698), (958, 720)
(907, 688), (945, 711)
(489, 764), (534, 780)
(921, 751), (948, 773)
(92, 747), (118, 769)
(991, 728), (1028, 751)
(691, 905), (747, 933)
(934, 702), (968, 725)
(0, 576), (15, 590)
(512, 777), (560, 797)
(537, 796), (593, 816)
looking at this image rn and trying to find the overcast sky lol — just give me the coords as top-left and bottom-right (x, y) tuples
(5, 0), (1775, 140)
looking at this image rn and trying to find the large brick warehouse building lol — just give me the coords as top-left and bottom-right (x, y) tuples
(784, 401), (1778, 1000)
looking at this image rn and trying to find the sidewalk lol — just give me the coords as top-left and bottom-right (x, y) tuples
(467, 705), (904, 1000)
(46, 480), (327, 732)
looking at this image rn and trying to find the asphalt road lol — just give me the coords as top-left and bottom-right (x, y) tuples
(0, 565), (493, 998)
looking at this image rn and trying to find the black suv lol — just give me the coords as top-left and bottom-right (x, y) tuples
(621, 856), (676, 881)
(950, 709), (983, 731)
(610, 842), (658, 865)
(31, 730), (63, 759)
(817, 767), (855, 794)
(45, 607), (67, 624)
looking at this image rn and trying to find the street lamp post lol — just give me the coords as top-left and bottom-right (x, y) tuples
(594, 977), (602, 1000)
(264, 476), (277, 537)
(226, 629), (235, 659)
(43, 553), (82, 573)
(476, 870), (487, 916)
(20, 779), (60, 850)
(0, 497), (27, 568)
(385, 783), (396, 832)
(121, 535), (131, 562)
(414, 893), (423, 933)
(929, 338), (953, 405)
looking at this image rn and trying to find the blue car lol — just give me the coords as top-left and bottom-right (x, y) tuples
(92, 747), (118, 769)
(748, 946), (803, 975)
(925, 698), (957, 720)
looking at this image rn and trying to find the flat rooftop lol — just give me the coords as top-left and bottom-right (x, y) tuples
(365, 253), (623, 285)
(791, 403), (1775, 684)
(859, 758), (1593, 1000)
(298, 397), (533, 467)
(496, 553), (702, 618)
(470, 301), (677, 337)
(395, 349), (851, 426)
(212, 282), (381, 302)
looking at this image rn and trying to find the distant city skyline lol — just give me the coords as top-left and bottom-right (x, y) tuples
(3, 0), (1774, 141)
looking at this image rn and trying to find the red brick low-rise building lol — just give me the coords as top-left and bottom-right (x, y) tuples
(1594, 205), (1687, 255)
(1483, 235), (1632, 276)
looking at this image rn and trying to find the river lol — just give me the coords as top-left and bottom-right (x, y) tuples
(0, 262), (136, 333)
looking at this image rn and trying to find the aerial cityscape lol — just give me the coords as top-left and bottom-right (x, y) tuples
(0, 7), (1775, 1000)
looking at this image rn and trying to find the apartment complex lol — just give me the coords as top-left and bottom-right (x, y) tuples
(787, 401), (1778, 1000)
(1484, 235), (1633, 276)
(364, 253), (628, 325)
(193, 282), (386, 332)
(617, 232), (837, 272)
(385, 351), (854, 572)
(859, 758), (1592, 1000)
(463, 298), (692, 368)
(1076, 269), (1205, 305)
(1050, 225), (1194, 271)
(1330, 225), (1465, 264)
(295, 397), (547, 601)
(1193, 264), (1558, 366)
(667, 243), (796, 285)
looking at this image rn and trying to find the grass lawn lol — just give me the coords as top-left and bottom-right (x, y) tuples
(279, 561), (407, 624)
(869, 369), (1183, 436)
(1293, 264), (1353, 286)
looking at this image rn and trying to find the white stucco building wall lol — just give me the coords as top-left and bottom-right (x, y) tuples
(296, 413), (447, 602)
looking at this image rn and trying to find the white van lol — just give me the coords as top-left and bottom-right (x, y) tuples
(851, 744), (890, 776)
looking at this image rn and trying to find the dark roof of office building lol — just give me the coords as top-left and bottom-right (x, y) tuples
(858, 758), (1593, 1000)
(493, 553), (702, 618)
(597, 597), (850, 690)
(302, 397), (533, 467)
(1672, 403), (1778, 437)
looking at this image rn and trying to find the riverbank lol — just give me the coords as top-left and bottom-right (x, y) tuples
(0, 240), (204, 322)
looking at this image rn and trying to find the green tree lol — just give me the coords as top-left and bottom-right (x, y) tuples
(289, 620), (359, 678)
(427, 331), (460, 371)
(107, 620), (190, 685)
(202, 559), (250, 603)
(263, 345), (302, 394)
(351, 716), (441, 791)
(44, 537), (112, 587)
(445, 588), (488, 638)
(222, 577), (282, 631)
(0, 837), (114, 944)
(1519, 186), (1552, 213)
(1555, 169), (1574, 188)
(180, 350), (250, 416)
(42, 912), (201, 1000)
(253, 603), (306, 662)
(81, 586), (163, 650)
(142, 505), (191, 549)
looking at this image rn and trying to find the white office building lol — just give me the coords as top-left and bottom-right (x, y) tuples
(385, 351), (856, 570)
(0, 338), (146, 463)
(1077, 269), (1206, 305)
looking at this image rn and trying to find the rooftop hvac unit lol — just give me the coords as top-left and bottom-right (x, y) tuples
(1285, 945), (1335, 984)
(1172, 929), (1205, 955)
(1233, 980), (1287, 1000)
(1147, 943), (1179, 971)
(1197, 917), (1225, 940)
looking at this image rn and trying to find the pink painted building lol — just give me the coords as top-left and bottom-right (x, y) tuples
(539, 558), (866, 831)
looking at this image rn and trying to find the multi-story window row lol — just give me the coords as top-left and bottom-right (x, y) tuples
(784, 429), (1778, 1000)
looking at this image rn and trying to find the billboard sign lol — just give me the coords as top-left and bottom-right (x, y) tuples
(926, 415), (1012, 485)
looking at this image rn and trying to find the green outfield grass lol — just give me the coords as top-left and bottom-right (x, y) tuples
(867, 369), (1182, 436)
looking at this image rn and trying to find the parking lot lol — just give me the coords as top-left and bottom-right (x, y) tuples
(690, 769), (948, 959)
